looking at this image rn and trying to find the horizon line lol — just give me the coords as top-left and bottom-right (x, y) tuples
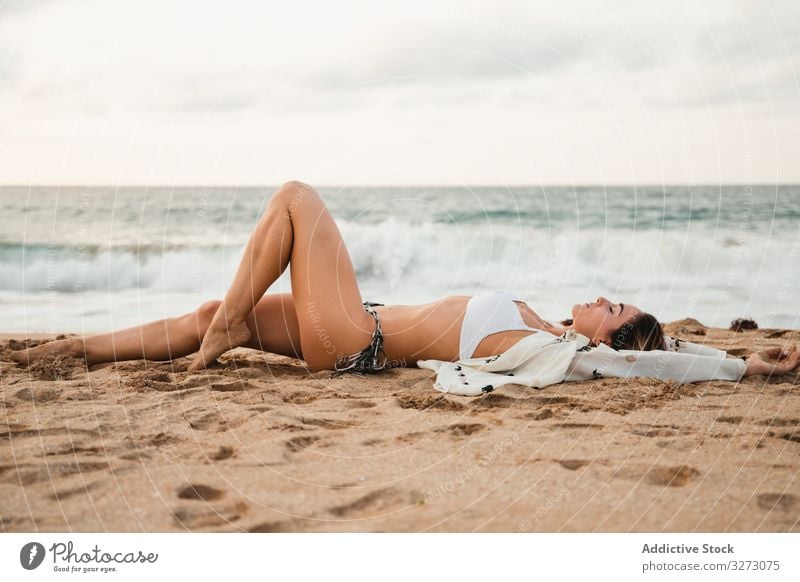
(2, 182), (798, 189)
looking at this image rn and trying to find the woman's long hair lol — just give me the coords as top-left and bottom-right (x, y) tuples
(609, 312), (666, 351)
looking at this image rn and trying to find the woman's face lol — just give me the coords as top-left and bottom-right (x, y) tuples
(571, 296), (642, 346)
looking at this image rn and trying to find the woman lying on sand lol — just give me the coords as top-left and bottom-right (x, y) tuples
(10, 181), (800, 386)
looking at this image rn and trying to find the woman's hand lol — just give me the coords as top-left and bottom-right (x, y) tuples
(743, 345), (800, 377)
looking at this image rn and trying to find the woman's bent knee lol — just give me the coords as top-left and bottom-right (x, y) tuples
(271, 180), (319, 217)
(281, 179), (311, 192)
(195, 300), (222, 325)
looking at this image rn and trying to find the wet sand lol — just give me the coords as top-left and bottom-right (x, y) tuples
(1, 320), (798, 532)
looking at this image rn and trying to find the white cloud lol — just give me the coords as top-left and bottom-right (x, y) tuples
(0, 0), (798, 184)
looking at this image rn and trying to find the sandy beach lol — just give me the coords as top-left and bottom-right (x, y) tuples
(1, 320), (798, 533)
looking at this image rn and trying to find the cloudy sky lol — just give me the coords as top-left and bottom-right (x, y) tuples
(0, 0), (798, 185)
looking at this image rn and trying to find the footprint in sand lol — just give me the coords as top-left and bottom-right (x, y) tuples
(149, 432), (181, 447)
(629, 424), (690, 437)
(0, 426), (101, 440)
(178, 374), (229, 388)
(327, 487), (424, 518)
(14, 387), (61, 402)
(558, 459), (590, 471)
(172, 482), (248, 527)
(127, 370), (206, 395)
(183, 409), (248, 432)
(435, 422), (486, 437)
(118, 451), (152, 461)
(756, 493), (798, 513)
(248, 519), (309, 533)
(534, 395), (572, 405)
(228, 368), (266, 380)
(550, 423), (604, 430)
(45, 443), (103, 457)
(173, 501), (248, 529)
(210, 446), (235, 461)
(246, 405), (272, 413)
(611, 464), (700, 488)
(285, 435), (321, 453)
(298, 416), (361, 430)
(781, 432), (800, 444)
(471, 394), (519, 409)
(49, 481), (100, 501)
(3, 461), (109, 486)
(715, 416), (745, 425)
(282, 391), (320, 405)
(184, 410), (223, 430)
(209, 380), (261, 392)
(177, 483), (225, 501)
(130, 371), (173, 390)
(344, 400), (377, 409)
(267, 422), (312, 433)
(395, 375), (427, 389)
(516, 409), (556, 421)
(645, 465), (700, 487)
(394, 431), (426, 444)
(758, 418), (800, 427)
(395, 393), (465, 412)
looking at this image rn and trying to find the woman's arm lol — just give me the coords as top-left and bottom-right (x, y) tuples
(564, 344), (800, 383)
(663, 335), (727, 357)
(742, 346), (800, 377)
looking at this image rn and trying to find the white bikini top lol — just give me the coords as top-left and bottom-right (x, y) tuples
(459, 290), (546, 361)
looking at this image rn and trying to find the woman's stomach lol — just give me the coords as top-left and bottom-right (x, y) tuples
(373, 295), (470, 365)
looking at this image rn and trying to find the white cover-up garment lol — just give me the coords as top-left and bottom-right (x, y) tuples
(418, 292), (745, 396)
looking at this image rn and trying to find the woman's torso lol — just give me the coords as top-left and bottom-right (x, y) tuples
(373, 293), (562, 366)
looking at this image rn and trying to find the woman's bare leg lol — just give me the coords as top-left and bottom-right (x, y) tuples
(189, 181), (375, 370)
(9, 293), (304, 368)
(242, 293), (304, 359)
(186, 183), (295, 370)
(11, 180), (371, 373)
(190, 180), (374, 372)
(9, 301), (224, 367)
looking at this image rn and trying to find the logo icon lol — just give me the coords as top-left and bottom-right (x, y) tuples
(20, 542), (46, 570)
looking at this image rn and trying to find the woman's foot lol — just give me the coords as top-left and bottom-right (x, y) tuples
(188, 318), (252, 371)
(8, 338), (83, 366)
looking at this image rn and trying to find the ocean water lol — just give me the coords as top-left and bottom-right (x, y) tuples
(0, 184), (798, 333)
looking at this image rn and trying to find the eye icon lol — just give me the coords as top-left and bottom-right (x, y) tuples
(20, 542), (46, 570)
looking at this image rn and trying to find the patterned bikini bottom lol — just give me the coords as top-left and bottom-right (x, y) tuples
(330, 301), (393, 378)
